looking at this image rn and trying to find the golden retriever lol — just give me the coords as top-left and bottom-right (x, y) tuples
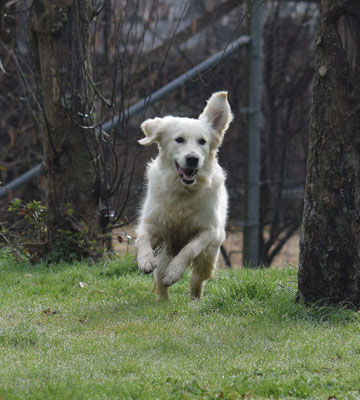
(136, 92), (233, 300)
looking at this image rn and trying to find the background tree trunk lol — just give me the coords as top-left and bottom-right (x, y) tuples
(298, 1), (360, 306)
(30, 0), (102, 258)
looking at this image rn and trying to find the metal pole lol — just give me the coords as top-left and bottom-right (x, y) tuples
(243, 0), (263, 267)
(102, 35), (250, 132)
(0, 36), (250, 200)
(0, 164), (41, 198)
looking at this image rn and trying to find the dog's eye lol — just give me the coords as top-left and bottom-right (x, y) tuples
(199, 138), (206, 145)
(175, 137), (184, 143)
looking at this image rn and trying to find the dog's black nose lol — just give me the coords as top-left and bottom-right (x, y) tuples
(186, 154), (199, 168)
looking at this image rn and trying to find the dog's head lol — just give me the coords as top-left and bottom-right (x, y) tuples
(139, 91), (233, 186)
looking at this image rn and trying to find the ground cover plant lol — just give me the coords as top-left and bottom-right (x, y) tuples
(1, 249), (360, 399)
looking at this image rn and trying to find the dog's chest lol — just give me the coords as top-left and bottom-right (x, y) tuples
(163, 197), (199, 223)
(156, 200), (200, 254)
(155, 190), (204, 232)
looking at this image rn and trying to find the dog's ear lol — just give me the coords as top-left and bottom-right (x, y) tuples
(199, 92), (233, 145)
(138, 118), (163, 146)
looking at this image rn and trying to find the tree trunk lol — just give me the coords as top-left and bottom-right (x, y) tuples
(298, 1), (360, 306)
(30, 0), (102, 259)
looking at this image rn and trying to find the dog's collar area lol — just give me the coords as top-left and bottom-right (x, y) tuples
(175, 162), (198, 185)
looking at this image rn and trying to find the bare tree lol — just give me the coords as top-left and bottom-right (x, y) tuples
(298, 1), (360, 306)
(259, 5), (315, 266)
(29, 0), (102, 258)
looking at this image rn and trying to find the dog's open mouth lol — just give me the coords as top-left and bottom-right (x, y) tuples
(175, 162), (198, 185)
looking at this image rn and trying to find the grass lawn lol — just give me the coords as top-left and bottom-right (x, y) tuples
(1, 249), (360, 399)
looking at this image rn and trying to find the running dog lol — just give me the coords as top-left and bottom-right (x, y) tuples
(136, 92), (233, 300)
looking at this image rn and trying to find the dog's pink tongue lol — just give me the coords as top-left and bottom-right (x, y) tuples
(179, 167), (195, 179)
(177, 166), (186, 176)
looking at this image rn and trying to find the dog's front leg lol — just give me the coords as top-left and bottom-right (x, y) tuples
(136, 230), (157, 274)
(161, 230), (215, 287)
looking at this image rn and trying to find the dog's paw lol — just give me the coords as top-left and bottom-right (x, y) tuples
(138, 258), (157, 274)
(161, 266), (184, 287)
(161, 273), (177, 287)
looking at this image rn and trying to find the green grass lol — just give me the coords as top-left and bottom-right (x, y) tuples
(1, 249), (360, 399)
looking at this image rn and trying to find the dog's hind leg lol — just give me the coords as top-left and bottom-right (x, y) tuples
(190, 248), (219, 299)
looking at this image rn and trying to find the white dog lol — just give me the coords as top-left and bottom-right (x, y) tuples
(136, 92), (233, 300)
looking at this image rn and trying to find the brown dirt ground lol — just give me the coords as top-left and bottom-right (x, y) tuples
(113, 225), (300, 269)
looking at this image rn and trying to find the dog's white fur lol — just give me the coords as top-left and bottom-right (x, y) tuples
(136, 92), (233, 300)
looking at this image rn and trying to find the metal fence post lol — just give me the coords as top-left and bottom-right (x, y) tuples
(243, 0), (263, 267)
